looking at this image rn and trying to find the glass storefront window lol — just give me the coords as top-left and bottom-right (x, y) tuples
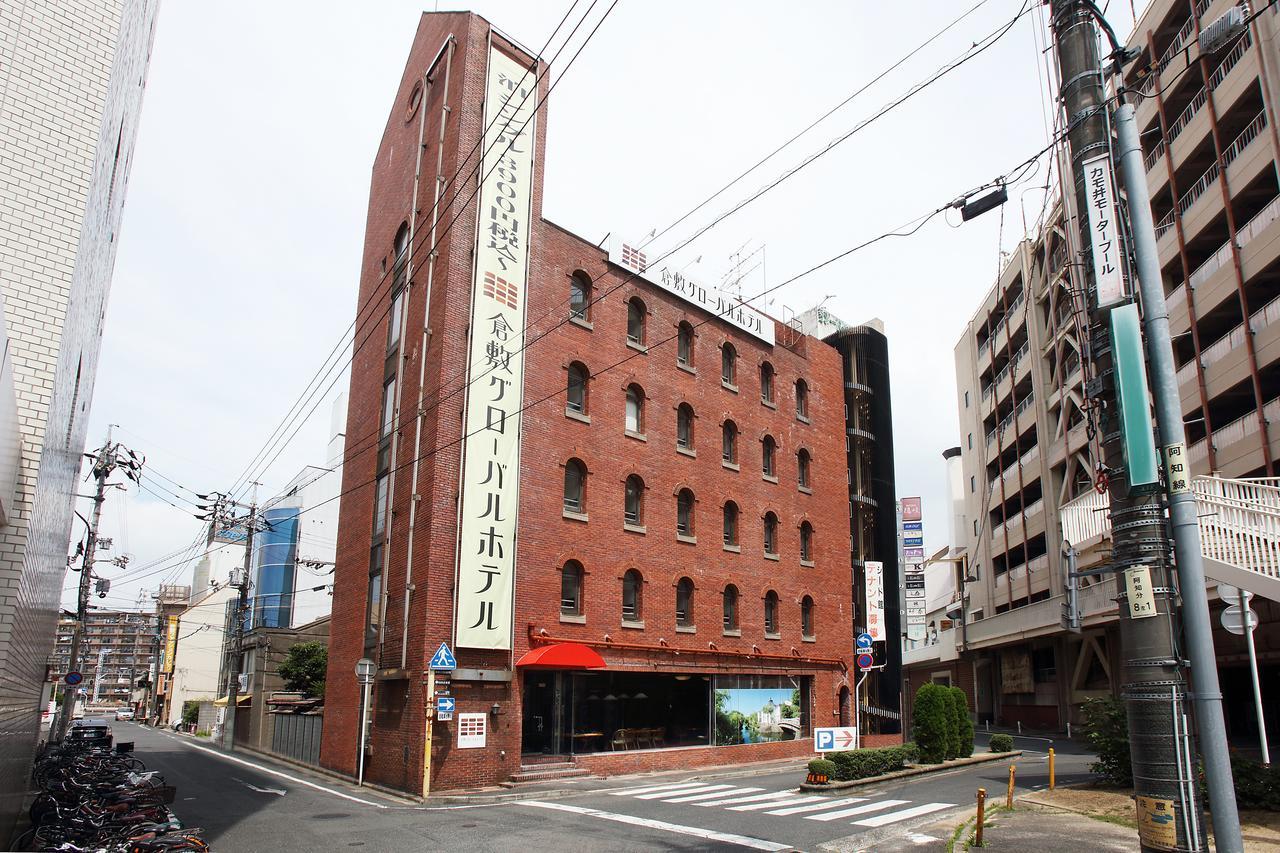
(713, 675), (810, 746)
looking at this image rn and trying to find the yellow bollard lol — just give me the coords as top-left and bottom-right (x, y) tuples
(1006, 763), (1016, 809)
(1049, 747), (1056, 791)
(975, 788), (987, 847)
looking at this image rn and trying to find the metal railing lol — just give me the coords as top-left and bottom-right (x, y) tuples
(1138, 0), (1212, 95)
(1195, 476), (1280, 587)
(1149, 33), (1252, 173)
(1156, 110), (1268, 238)
(1165, 193), (1280, 317)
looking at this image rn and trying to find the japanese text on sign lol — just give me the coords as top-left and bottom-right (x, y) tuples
(1125, 565), (1158, 620)
(865, 560), (885, 641)
(1164, 442), (1190, 494)
(455, 47), (537, 651)
(1082, 154), (1126, 307)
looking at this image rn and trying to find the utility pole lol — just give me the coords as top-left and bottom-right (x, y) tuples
(57, 426), (113, 740)
(1049, 3), (1207, 850)
(221, 485), (258, 751)
(1114, 97), (1243, 849)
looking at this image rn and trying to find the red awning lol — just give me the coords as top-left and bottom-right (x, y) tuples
(516, 643), (606, 670)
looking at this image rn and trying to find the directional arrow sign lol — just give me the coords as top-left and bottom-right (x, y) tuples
(855, 633), (873, 649)
(814, 726), (858, 753)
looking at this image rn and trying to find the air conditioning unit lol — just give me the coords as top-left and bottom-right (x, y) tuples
(1200, 4), (1251, 55)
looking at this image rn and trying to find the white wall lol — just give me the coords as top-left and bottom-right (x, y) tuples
(167, 583), (235, 726)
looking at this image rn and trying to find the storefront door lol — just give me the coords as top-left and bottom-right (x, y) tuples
(521, 671), (560, 756)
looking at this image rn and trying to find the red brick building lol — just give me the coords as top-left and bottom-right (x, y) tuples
(320, 11), (874, 795)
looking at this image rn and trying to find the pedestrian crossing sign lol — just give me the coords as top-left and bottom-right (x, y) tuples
(429, 642), (457, 671)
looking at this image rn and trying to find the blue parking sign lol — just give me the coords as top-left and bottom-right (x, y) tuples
(815, 729), (834, 751)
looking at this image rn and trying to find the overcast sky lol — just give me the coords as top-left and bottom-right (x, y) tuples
(72, 0), (1143, 611)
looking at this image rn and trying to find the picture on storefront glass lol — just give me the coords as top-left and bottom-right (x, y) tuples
(714, 677), (805, 746)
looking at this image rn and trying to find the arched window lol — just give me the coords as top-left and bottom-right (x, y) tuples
(677, 403), (694, 449)
(625, 383), (645, 434)
(723, 584), (739, 632)
(764, 590), (780, 635)
(627, 297), (646, 346)
(624, 474), (644, 526)
(563, 458), (587, 513)
(723, 500), (739, 547)
(800, 521), (814, 562)
(677, 488), (695, 537)
(567, 362), (589, 415)
(798, 448), (812, 488)
(762, 435), (777, 477)
(388, 223), (411, 352)
(760, 362), (775, 404)
(676, 577), (694, 627)
(677, 321), (694, 366)
(721, 342), (737, 385)
(801, 595), (815, 638)
(721, 420), (738, 464)
(763, 511), (778, 555)
(561, 561), (584, 616)
(570, 272), (591, 321)
(622, 569), (643, 622)
(795, 379), (809, 419)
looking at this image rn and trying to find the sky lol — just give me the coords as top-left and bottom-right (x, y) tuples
(72, 0), (1143, 612)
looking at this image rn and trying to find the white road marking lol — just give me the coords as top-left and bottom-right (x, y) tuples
(517, 800), (790, 851)
(635, 784), (727, 800)
(728, 795), (827, 812)
(765, 797), (866, 816)
(231, 777), (287, 796)
(608, 781), (708, 796)
(661, 786), (762, 803)
(907, 832), (940, 844)
(158, 732), (387, 808)
(696, 790), (799, 807)
(853, 802), (955, 827)
(804, 799), (909, 821)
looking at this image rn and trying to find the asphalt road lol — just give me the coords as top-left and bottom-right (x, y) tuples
(111, 722), (1095, 852)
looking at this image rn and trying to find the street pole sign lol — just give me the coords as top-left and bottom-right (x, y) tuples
(814, 726), (857, 753)
(436, 696), (455, 722)
(64, 671), (83, 686)
(429, 642), (457, 671)
(856, 652), (874, 670)
(855, 633), (873, 649)
(355, 657), (375, 787)
(1220, 605), (1259, 636)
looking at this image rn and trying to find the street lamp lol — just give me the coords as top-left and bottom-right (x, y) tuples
(355, 658), (376, 786)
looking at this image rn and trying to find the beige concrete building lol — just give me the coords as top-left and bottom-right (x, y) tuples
(909, 0), (1280, 739)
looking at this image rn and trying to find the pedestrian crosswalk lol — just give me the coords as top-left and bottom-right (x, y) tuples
(604, 781), (954, 829)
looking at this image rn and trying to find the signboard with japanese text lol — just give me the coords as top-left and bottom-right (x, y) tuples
(900, 497), (922, 523)
(1164, 442), (1190, 494)
(454, 46), (537, 651)
(1136, 796), (1177, 851)
(457, 712), (488, 748)
(1082, 154), (1126, 307)
(163, 615), (178, 674)
(608, 242), (775, 345)
(1125, 565), (1158, 619)
(864, 560), (885, 641)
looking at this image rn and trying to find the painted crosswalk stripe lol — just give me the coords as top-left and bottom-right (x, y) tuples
(697, 790), (798, 807)
(608, 781), (708, 797)
(661, 786), (763, 803)
(765, 797), (866, 816)
(517, 801), (790, 852)
(728, 795), (829, 812)
(804, 799), (909, 821)
(635, 784), (726, 800)
(853, 802), (955, 827)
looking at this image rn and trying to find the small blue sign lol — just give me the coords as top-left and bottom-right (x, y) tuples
(902, 522), (923, 532)
(64, 671), (83, 686)
(429, 642), (457, 671)
(436, 696), (455, 714)
(856, 633), (873, 649)
(815, 729), (835, 751)
(903, 536), (924, 547)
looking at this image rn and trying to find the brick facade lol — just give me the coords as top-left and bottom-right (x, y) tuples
(320, 12), (857, 795)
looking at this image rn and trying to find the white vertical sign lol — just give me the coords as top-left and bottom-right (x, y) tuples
(1082, 154), (1125, 307)
(454, 46), (537, 650)
(865, 560), (885, 641)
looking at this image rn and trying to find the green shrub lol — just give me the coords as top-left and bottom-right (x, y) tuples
(825, 745), (914, 781)
(950, 688), (975, 758)
(913, 682), (952, 763)
(899, 742), (920, 764)
(807, 758), (836, 779)
(989, 733), (1014, 753)
(181, 700), (199, 727)
(1228, 753), (1280, 810)
(1081, 697), (1132, 787)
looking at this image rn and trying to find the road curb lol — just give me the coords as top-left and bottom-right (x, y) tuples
(799, 750), (1023, 792)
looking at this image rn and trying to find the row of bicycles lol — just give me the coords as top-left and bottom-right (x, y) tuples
(18, 739), (210, 851)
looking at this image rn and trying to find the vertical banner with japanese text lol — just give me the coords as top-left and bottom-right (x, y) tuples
(1082, 153), (1125, 307)
(865, 560), (885, 642)
(454, 46), (536, 650)
(163, 615), (178, 674)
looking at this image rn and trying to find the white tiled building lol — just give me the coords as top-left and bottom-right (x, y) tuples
(0, 0), (160, 835)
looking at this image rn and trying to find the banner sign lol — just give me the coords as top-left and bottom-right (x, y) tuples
(609, 241), (774, 345)
(454, 46), (537, 651)
(900, 497), (922, 523)
(163, 615), (178, 674)
(1082, 153), (1126, 307)
(865, 560), (885, 641)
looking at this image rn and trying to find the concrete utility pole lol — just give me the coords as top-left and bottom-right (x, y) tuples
(221, 486), (258, 751)
(57, 426), (114, 740)
(1048, 3), (1207, 850)
(1114, 100), (1243, 850)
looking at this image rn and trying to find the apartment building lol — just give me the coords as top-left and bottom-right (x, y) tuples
(50, 610), (156, 708)
(913, 0), (1280, 736)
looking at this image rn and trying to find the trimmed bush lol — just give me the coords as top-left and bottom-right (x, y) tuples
(989, 733), (1014, 753)
(912, 682), (952, 763)
(807, 758), (836, 778)
(825, 745), (915, 781)
(1081, 696), (1132, 787)
(950, 687), (975, 758)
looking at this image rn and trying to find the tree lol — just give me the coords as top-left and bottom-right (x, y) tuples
(949, 687), (974, 758)
(278, 641), (328, 698)
(912, 682), (951, 763)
